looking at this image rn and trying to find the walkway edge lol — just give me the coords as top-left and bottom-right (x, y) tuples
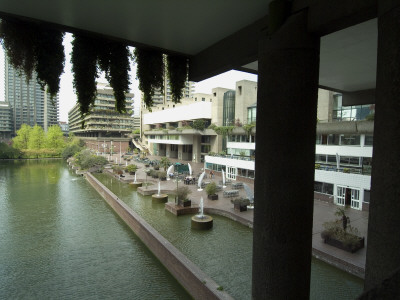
(85, 172), (233, 300)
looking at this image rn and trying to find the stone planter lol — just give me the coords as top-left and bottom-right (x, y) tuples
(234, 203), (247, 212)
(322, 234), (365, 253)
(207, 194), (218, 200)
(178, 199), (191, 207)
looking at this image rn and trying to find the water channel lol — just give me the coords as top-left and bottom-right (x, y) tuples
(0, 160), (189, 299)
(0, 160), (363, 299)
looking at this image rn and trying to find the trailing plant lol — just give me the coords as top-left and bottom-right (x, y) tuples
(231, 198), (250, 206)
(192, 119), (206, 131)
(134, 48), (164, 110)
(243, 123), (255, 136)
(166, 54), (188, 103)
(71, 35), (99, 117)
(213, 126), (235, 137)
(0, 18), (65, 99)
(97, 40), (131, 113)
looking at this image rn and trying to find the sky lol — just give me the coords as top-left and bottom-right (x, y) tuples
(0, 34), (257, 122)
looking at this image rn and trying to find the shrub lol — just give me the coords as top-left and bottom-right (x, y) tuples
(0, 142), (22, 159)
(125, 164), (138, 173)
(192, 119), (205, 131)
(74, 149), (107, 170)
(176, 186), (191, 201)
(205, 181), (217, 195)
(112, 164), (124, 174)
(62, 144), (83, 160)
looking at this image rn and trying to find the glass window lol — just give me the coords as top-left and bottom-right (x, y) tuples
(328, 134), (340, 145)
(364, 190), (370, 203)
(340, 135), (360, 145)
(364, 135), (373, 146)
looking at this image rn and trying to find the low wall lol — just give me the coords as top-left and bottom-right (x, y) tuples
(85, 173), (233, 300)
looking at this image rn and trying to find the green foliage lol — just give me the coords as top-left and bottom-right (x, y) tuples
(97, 40), (131, 113)
(0, 18), (65, 99)
(22, 148), (60, 158)
(212, 125), (235, 137)
(176, 186), (191, 201)
(205, 181), (217, 195)
(125, 164), (138, 173)
(71, 35), (99, 117)
(231, 198), (250, 206)
(74, 149), (107, 170)
(157, 171), (167, 180)
(217, 286), (224, 291)
(160, 156), (171, 170)
(192, 119), (205, 131)
(62, 144), (83, 160)
(134, 48), (164, 110)
(133, 129), (140, 134)
(0, 142), (22, 159)
(166, 54), (188, 103)
(12, 124), (32, 149)
(315, 163), (320, 169)
(71, 35), (132, 117)
(28, 125), (45, 150)
(243, 123), (255, 136)
(45, 125), (65, 149)
(112, 164), (124, 174)
(322, 221), (362, 249)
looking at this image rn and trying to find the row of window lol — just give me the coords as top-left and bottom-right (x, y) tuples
(148, 135), (179, 140)
(316, 134), (373, 146)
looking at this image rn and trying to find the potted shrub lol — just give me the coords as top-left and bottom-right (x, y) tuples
(321, 207), (364, 253)
(125, 164), (138, 175)
(176, 186), (191, 207)
(205, 181), (218, 200)
(112, 165), (123, 175)
(158, 171), (167, 181)
(231, 198), (250, 212)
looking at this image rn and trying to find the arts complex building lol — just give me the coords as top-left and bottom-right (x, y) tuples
(68, 83), (134, 154)
(1, 1), (399, 298)
(0, 58), (59, 140)
(141, 80), (374, 211)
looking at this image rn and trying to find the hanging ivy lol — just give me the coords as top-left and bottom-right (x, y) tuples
(0, 18), (65, 99)
(134, 48), (164, 110)
(98, 40), (131, 113)
(34, 28), (65, 99)
(166, 54), (188, 103)
(71, 34), (99, 117)
(0, 18), (36, 80)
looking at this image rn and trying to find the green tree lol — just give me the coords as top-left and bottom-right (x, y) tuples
(45, 125), (65, 149)
(0, 142), (22, 159)
(12, 124), (32, 149)
(160, 156), (171, 171)
(28, 124), (45, 150)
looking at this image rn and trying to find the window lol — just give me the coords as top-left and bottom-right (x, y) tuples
(314, 181), (333, 195)
(202, 97), (205, 102)
(340, 134), (360, 145)
(238, 86), (242, 95)
(364, 135), (373, 146)
(364, 190), (370, 203)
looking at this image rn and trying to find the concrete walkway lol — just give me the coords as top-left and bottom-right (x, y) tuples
(109, 153), (368, 278)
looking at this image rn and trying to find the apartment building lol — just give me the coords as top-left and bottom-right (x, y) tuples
(4, 58), (59, 135)
(68, 83), (134, 153)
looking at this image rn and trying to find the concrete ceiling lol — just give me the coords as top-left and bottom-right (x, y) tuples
(0, 0), (271, 55)
(241, 18), (378, 92)
(0, 0), (377, 92)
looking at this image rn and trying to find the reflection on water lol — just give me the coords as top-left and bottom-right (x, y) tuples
(95, 172), (364, 300)
(0, 160), (190, 299)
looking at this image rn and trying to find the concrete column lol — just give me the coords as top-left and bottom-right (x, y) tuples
(192, 135), (201, 163)
(364, 2), (400, 290)
(252, 11), (320, 299)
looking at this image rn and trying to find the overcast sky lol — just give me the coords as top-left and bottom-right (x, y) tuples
(0, 34), (257, 122)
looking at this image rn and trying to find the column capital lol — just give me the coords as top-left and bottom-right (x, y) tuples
(378, 0), (400, 17)
(264, 10), (319, 51)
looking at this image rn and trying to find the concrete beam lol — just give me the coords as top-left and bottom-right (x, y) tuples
(189, 15), (268, 82)
(342, 89), (376, 106)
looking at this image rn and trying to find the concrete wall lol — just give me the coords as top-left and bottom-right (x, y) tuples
(85, 172), (232, 300)
(235, 80), (257, 124)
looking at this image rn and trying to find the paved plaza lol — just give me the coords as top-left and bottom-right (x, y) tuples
(110, 153), (368, 278)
